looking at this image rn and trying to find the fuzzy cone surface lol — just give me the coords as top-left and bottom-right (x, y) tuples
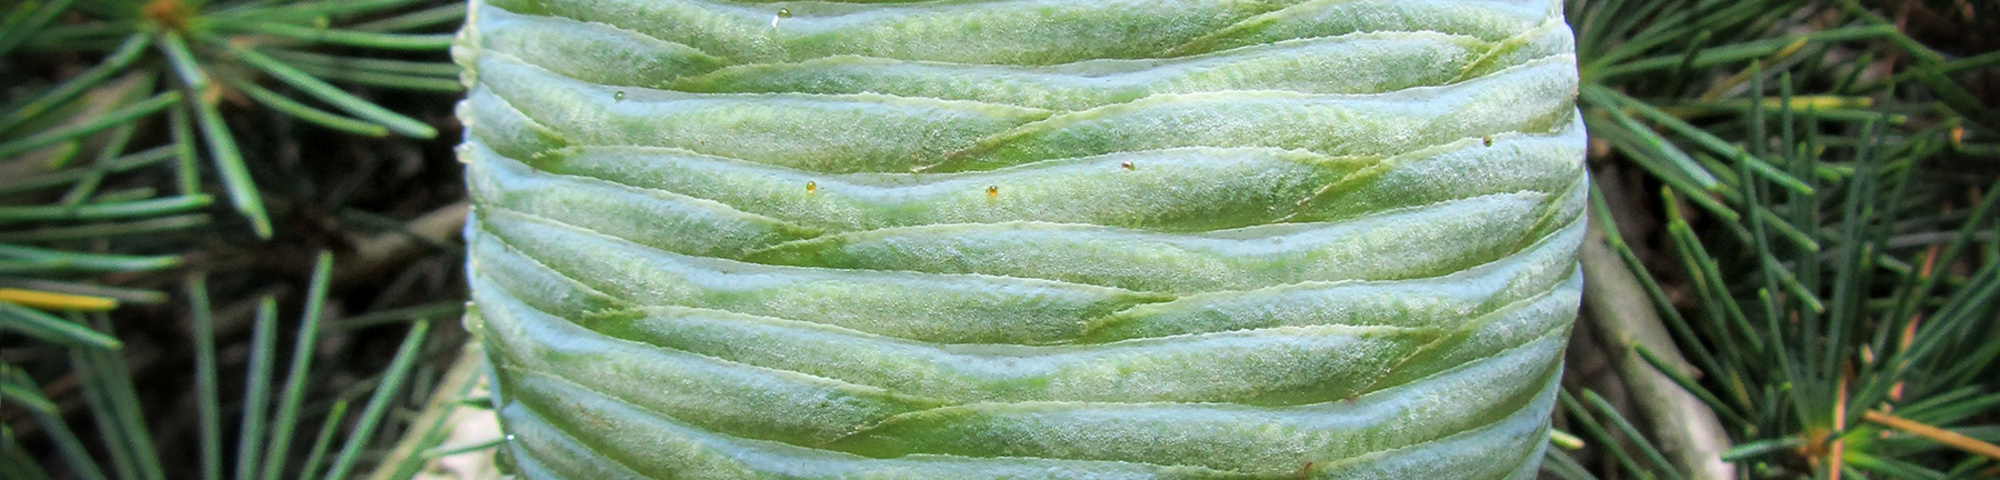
(455, 0), (1586, 477)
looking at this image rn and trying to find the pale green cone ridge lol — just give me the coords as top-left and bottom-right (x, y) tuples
(455, 0), (1586, 477)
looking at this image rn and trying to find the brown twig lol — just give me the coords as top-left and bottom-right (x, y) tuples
(367, 341), (494, 480)
(1863, 410), (2000, 461)
(334, 201), (468, 289)
(1830, 374), (1848, 480)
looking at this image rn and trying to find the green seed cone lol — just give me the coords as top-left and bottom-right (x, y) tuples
(457, 0), (1585, 477)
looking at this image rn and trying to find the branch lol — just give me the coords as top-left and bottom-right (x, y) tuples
(1581, 203), (1738, 480)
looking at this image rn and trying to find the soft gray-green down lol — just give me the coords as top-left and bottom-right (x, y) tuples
(455, 0), (1586, 477)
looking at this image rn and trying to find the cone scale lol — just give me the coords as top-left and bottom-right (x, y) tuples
(456, 0), (1586, 477)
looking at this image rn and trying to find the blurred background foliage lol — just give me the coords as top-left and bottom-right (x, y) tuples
(1558, 0), (1999, 479)
(2, 0), (469, 479)
(0, 0), (1995, 479)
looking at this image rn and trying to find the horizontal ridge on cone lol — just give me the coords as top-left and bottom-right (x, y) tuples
(458, 0), (1585, 477)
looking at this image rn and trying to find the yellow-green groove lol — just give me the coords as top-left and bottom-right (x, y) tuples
(455, 0), (1585, 477)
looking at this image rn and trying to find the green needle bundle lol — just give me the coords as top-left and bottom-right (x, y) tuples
(455, 0), (1585, 477)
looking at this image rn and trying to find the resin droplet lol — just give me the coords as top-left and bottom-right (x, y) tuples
(986, 185), (999, 198)
(1120, 160), (1135, 170)
(806, 181), (817, 193)
(613, 90), (626, 102)
(777, 8), (792, 18)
